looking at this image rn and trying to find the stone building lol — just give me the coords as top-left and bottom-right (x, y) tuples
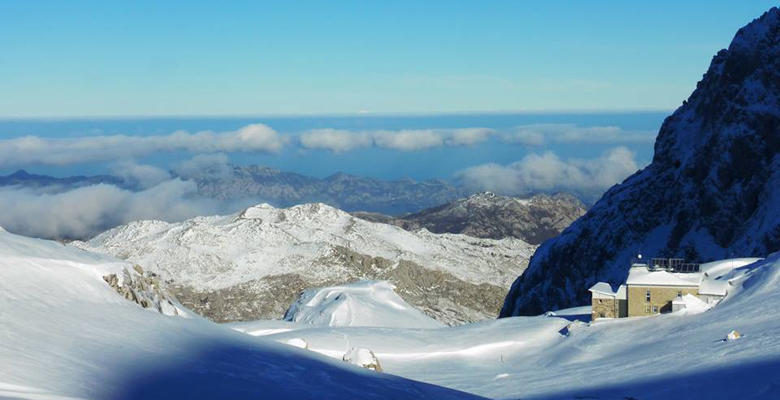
(589, 282), (626, 319)
(589, 257), (762, 321)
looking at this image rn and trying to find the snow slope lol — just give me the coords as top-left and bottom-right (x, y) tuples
(236, 256), (780, 399)
(0, 229), (486, 400)
(72, 202), (534, 324)
(282, 281), (445, 328)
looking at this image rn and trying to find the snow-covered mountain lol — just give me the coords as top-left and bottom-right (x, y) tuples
(73, 203), (534, 325)
(502, 7), (780, 317)
(0, 228), (482, 400)
(354, 192), (587, 245)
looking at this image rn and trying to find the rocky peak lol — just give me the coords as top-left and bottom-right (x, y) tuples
(9, 169), (32, 179)
(500, 8), (780, 317)
(354, 192), (586, 245)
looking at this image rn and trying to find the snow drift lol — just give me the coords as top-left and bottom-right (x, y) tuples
(283, 280), (445, 329)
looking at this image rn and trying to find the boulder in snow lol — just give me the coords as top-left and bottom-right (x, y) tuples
(727, 330), (742, 341)
(343, 347), (382, 372)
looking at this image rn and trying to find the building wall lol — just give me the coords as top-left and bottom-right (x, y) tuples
(618, 299), (628, 318)
(591, 297), (618, 320)
(627, 286), (698, 317)
(699, 294), (725, 304)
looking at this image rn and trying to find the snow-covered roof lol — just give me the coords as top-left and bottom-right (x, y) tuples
(699, 278), (730, 296)
(616, 284), (627, 300)
(626, 266), (699, 287)
(589, 282), (627, 300)
(589, 282), (616, 296)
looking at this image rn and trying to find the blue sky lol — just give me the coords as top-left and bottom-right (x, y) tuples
(0, 1), (776, 117)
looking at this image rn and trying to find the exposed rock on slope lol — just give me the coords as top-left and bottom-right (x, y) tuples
(502, 8), (780, 317)
(191, 165), (468, 215)
(73, 203), (534, 325)
(103, 265), (183, 316)
(354, 192), (587, 245)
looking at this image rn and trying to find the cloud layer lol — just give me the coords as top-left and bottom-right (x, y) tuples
(299, 128), (495, 153)
(0, 124), (285, 168)
(502, 124), (656, 146)
(0, 180), (219, 239)
(457, 146), (641, 202)
(172, 153), (234, 181)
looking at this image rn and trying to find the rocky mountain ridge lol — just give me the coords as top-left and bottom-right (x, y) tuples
(353, 192), (587, 245)
(501, 7), (780, 317)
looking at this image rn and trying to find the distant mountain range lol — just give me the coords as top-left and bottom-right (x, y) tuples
(0, 169), (122, 189)
(190, 165), (470, 215)
(353, 192), (587, 245)
(1, 166), (592, 221)
(0, 166), (468, 216)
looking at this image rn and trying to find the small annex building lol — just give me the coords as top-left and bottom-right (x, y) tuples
(589, 257), (762, 321)
(589, 282), (627, 319)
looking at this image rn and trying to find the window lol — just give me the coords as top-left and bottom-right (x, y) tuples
(598, 299), (602, 304)
(652, 305), (659, 314)
(646, 290), (651, 302)
(645, 305), (651, 314)
(599, 313), (605, 318)
(677, 290), (682, 298)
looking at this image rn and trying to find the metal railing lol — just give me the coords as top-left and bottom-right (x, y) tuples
(633, 257), (700, 273)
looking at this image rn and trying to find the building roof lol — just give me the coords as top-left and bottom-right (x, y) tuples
(626, 266), (700, 287)
(589, 282), (616, 296)
(699, 278), (730, 296)
(589, 282), (627, 300)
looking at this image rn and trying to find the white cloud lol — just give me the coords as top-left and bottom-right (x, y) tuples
(109, 161), (172, 189)
(372, 130), (445, 151)
(502, 124), (655, 146)
(299, 129), (373, 153)
(502, 129), (546, 146)
(173, 153), (234, 181)
(0, 123), (285, 168)
(444, 128), (495, 146)
(298, 128), (495, 153)
(0, 180), (224, 239)
(456, 146), (641, 202)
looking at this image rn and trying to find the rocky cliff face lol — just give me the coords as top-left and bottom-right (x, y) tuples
(192, 165), (468, 215)
(501, 8), (780, 317)
(354, 192), (587, 245)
